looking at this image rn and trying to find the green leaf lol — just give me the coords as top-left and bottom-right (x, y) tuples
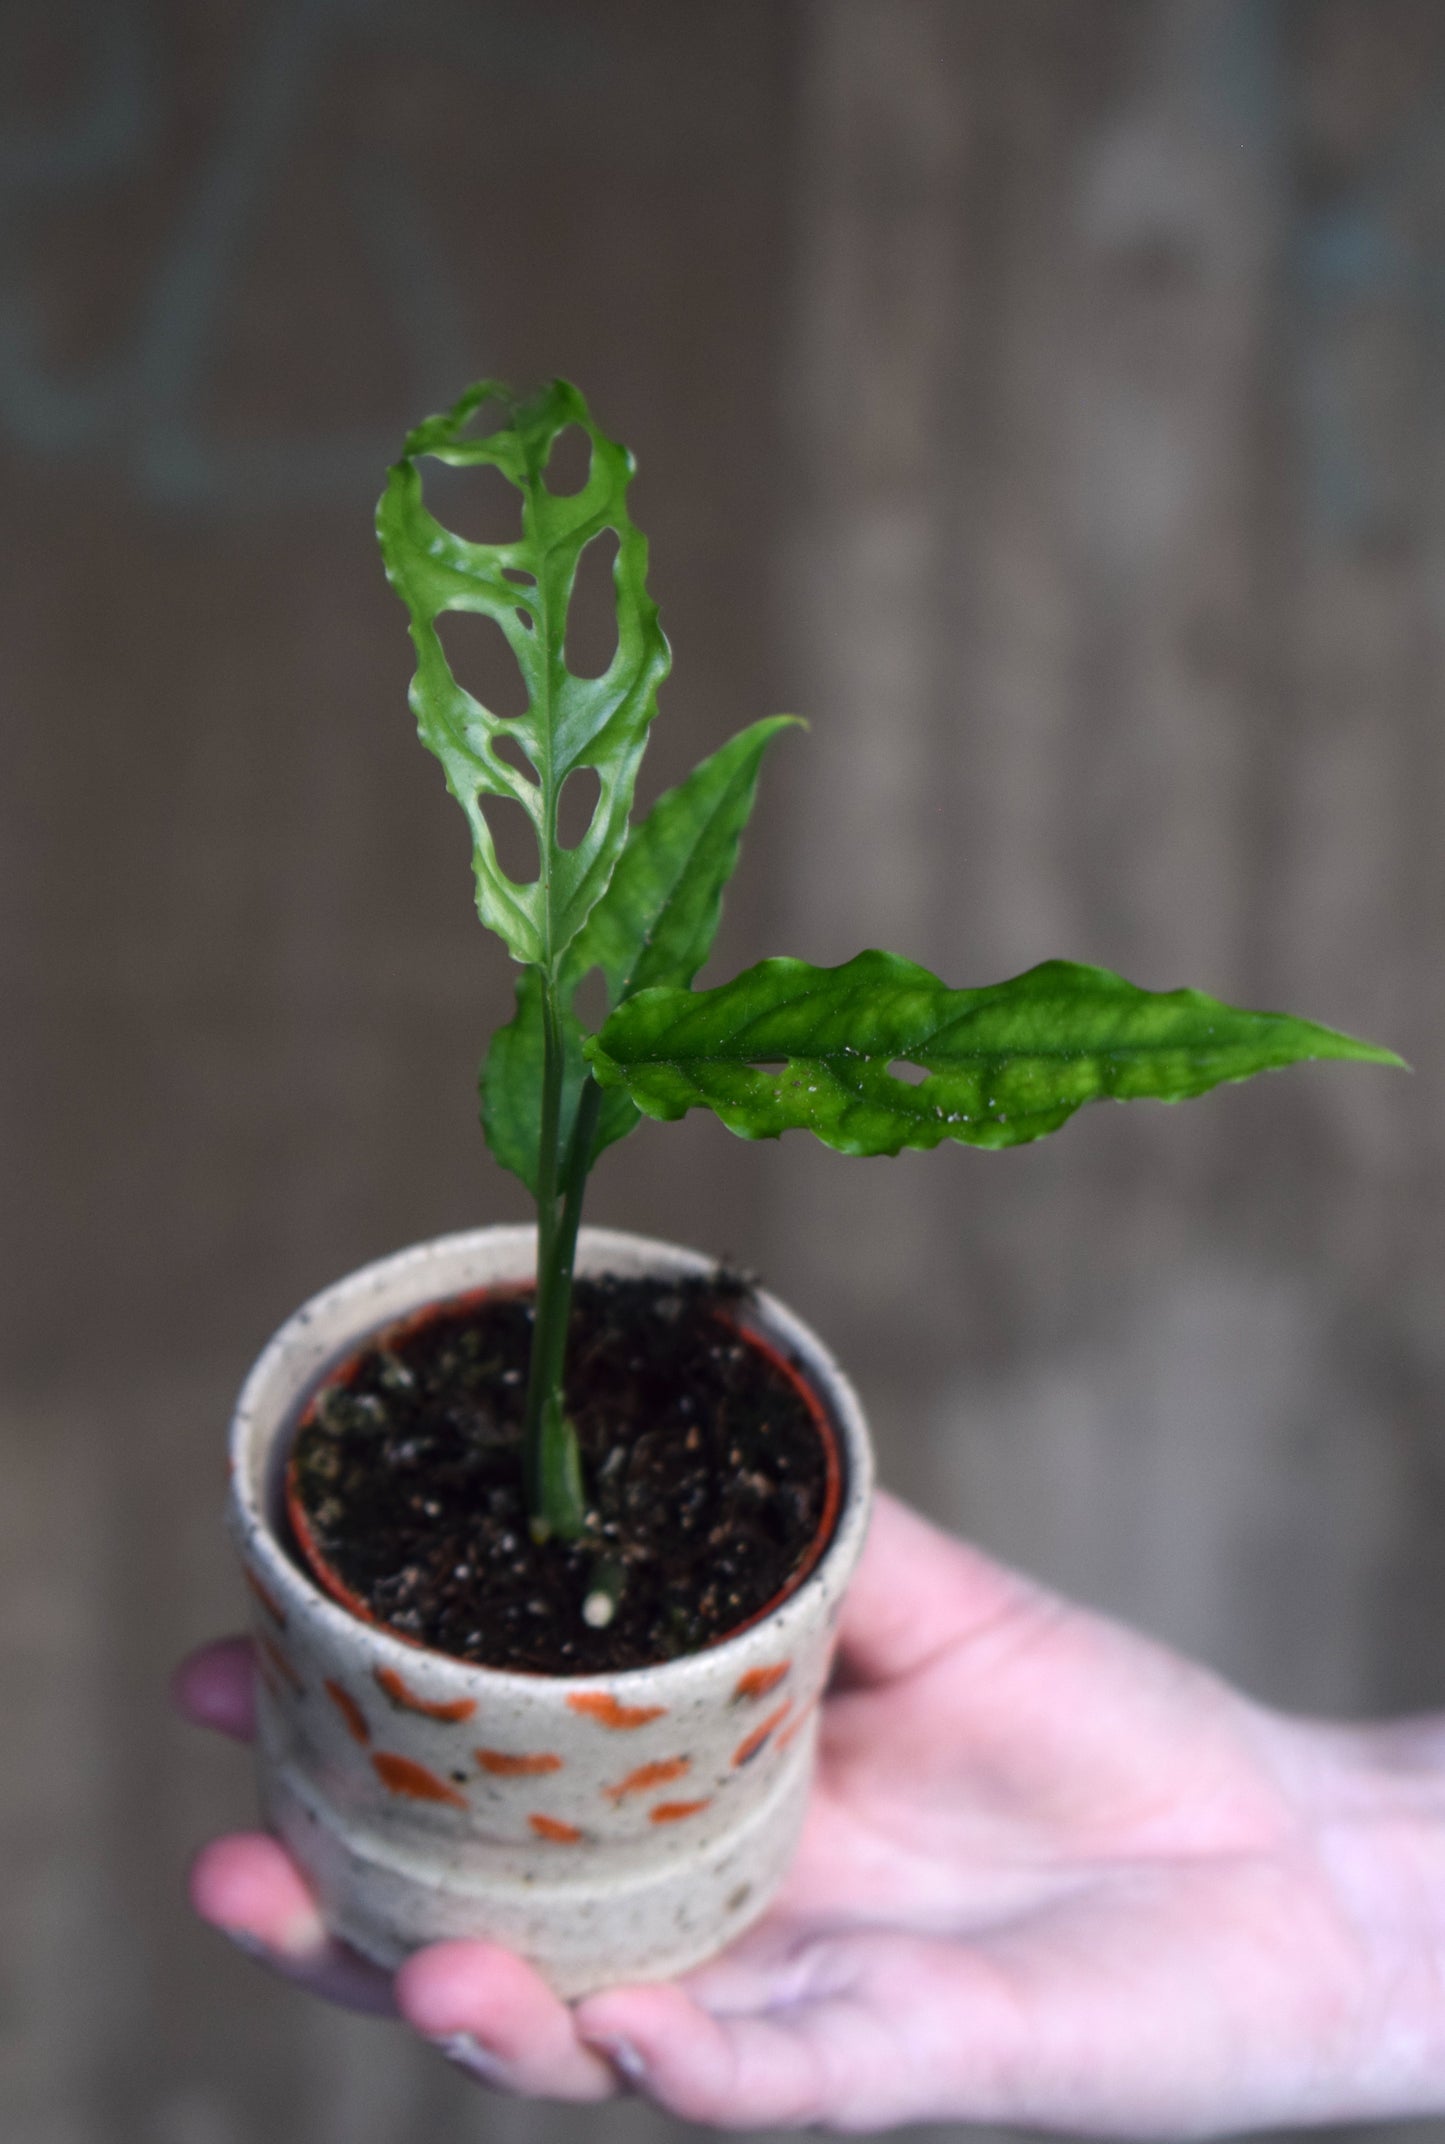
(376, 379), (671, 968)
(565, 715), (800, 1169)
(584, 950), (1404, 1157)
(481, 719), (798, 1187)
(567, 716), (800, 1005)
(479, 969), (588, 1197)
(479, 978), (641, 1193)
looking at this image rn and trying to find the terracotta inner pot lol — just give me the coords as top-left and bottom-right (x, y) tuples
(284, 1288), (844, 1666)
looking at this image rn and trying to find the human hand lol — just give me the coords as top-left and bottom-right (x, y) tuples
(176, 1490), (1445, 2133)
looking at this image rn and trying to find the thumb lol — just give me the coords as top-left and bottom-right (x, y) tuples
(832, 1489), (1046, 1687)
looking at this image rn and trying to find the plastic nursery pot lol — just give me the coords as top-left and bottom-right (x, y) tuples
(227, 1225), (874, 1999)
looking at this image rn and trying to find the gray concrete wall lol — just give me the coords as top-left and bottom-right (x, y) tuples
(6, 4), (1445, 2139)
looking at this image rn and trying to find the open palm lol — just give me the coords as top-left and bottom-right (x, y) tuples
(177, 1492), (1445, 2134)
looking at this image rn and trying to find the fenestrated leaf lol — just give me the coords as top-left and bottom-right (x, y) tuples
(583, 950), (1404, 1157)
(482, 718), (799, 1188)
(377, 379), (670, 968)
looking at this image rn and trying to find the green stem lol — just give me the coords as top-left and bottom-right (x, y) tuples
(557, 1077), (603, 1282)
(522, 971), (590, 1542)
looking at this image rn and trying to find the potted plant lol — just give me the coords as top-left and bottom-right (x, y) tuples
(226, 378), (1399, 1999)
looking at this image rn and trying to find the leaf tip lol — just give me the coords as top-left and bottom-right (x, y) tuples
(1311, 1026), (1408, 1072)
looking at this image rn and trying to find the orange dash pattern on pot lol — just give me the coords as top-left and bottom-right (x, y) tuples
(529, 1813), (584, 1843)
(475, 1748), (563, 1777)
(733, 1660), (790, 1703)
(604, 1756), (691, 1803)
(566, 1691), (667, 1730)
(733, 1700), (791, 1768)
(372, 1751), (469, 1808)
(650, 1798), (712, 1824)
(373, 1665), (476, 1723)
(325, 1679), (371, 1744)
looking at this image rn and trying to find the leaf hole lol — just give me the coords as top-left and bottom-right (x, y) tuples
(888, 1060), (930, 1086)
(434, 611), (529, 723)
(545, 424), (593, 496)
(515, 607), (535, 632)
(491, 731), (539, 785)
(502, 567), (536, 586)
(565, 530), (620, 680)
(477, 790), (540, 885)
(422, 458), (521, 546)
(452, 392), (513, 443)
(557, 764), (601, 852)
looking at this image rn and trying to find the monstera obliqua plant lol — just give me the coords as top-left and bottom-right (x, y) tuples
(376, 377), (1399, 1550)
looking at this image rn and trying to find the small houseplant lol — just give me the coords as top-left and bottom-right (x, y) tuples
(226, 379), (1399, 1996)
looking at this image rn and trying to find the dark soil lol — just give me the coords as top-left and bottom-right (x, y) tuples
(286, 1273), (835, 1673)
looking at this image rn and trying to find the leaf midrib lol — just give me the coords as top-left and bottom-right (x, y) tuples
(514, 415), (563, 974)
(616, 773), (747, 999)
(608, 1015), (1309, 1070)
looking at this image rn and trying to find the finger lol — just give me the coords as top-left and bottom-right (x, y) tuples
(576, 1980), (852, 2130)
(171, 1637), (257, 1741)
(189, 1832), (396, 2017)
(833, 1488), (1044, 1688)
(582, 1929), (1027, 2132)
(397, 1940), (618, 2101)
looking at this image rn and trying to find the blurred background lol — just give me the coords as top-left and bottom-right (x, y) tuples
(5, 1), (1445, 2138)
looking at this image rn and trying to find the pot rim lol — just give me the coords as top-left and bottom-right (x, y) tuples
(229, 1225), (874, 1699)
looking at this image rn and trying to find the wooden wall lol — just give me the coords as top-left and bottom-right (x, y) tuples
(6, 5), (1445, 2140)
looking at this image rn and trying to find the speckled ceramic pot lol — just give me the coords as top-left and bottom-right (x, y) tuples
(226, 1226), (873, 1998)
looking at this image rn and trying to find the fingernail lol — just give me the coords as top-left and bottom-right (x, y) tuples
(587, 2035), (648, 2087)
(214, 1921), (327, 1971)
(432, 2032), (514, 2091)
(216, 1925), (269, 1961)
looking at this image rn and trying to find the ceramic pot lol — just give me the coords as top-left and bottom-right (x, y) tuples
(226, 1225), (873, 1998)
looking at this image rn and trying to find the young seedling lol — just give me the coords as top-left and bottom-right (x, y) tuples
(377, 378), (1401, 1552)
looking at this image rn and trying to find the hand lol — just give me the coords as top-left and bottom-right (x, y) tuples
(176, 1491), (1445, 2133)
